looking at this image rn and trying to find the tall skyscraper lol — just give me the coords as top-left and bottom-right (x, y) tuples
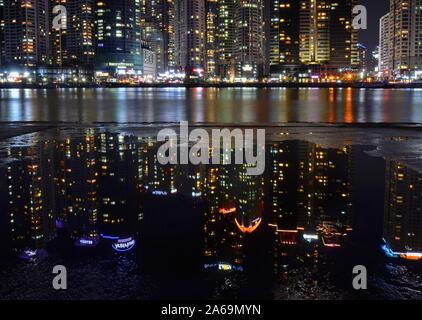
(70, 0), (95, 70)
(50, 0), (95, 80)
(234, 0), (265, 80)
(268, 0), (301, 76)
(95, 0), (142, 76)
(3, 0), (49, 68)
(205, 0), (218, 77)
(268, 0), (358, 78)
(166, 0), (176, 71)
(174, 0), (206, 78)
(216, 0), (235, 80)
(299, 0), (331, 65)
(379, 0), (422, 79)
(140, 0), (176, 73)
(379, 13), (391, 78)
(329, 0), (358, 69)
(387, 0), (422, 78)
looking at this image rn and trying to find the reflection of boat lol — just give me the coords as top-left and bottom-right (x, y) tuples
(18, 248), (48, 262)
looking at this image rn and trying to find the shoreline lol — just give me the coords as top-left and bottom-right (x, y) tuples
(1, 82), (422, 89)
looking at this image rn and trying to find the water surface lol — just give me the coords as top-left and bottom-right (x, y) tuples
(1, 88), (422, 124)
(1, 128), (422, 300)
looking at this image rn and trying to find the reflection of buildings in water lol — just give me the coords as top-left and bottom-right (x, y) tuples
(97, 133), (143, 236)
(1, 143), (55, 252)
(297, 143), (353, 246)
(0, 131), (149, 251)
(56, 130), (99, 240)
(234, 164), (265, 234)
(56, 131), (145, 239)
(1, 133), (353, 268)
(142, 141), (180, 195)
(384, 160), (422, 261)
(203, 160), (265, 272)
(267, 141), (353, 276)
(203, 165), (244, 271)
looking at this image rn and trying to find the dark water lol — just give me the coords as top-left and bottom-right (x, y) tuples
(1, 88), (422, 123)
(1, 128), (422, 300)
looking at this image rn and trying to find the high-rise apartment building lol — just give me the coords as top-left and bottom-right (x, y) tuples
(215, 0), (235, 80)
(269, 0), (358, 78)
(381, 0), (422, 79)
(234, 0), (265, 80)
(205, 0), (218, 77)
(390, 0), (413, 76)
(329, 0), (358, 69)
(49, 0), (95, 80)
(379, 13), (391, 78)
(95, 0), (142, 76)
(140, 0), (176, 73)
(299, 0), (330, 65)
(268, 0), (301, 76)
(174, 0), (206, 78)
(3, 0), (49, 68)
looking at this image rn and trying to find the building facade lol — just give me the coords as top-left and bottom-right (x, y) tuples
(268, 0), (301, 78)
(268, 0), (358, 79)
(381, 0), (422, 79)
(94, 0), (142, 77)
(3, 0), (49, 69)
(379, 13), (391, 78)
(234, 0), (265, 80)
(174, 0), (206, 78)
(216, 0), (235, 80)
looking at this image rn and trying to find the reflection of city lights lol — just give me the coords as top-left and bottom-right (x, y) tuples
(400, 253), (422, 261)
(75, 237), (99, 247)
(303, 234), (319, 242)
(100, 234), (120, 240)
(112, 237), (136, 252)
(204, 263), (243, 272)
(235, 217), (262, 234)
(322, 237), (341, 248)
(152, 190), (168, 196)
(219, 207), (236, 215)
(382, 241), (422, 261)
(219, 263), (232, 271)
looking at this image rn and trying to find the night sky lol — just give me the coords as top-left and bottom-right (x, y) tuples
(358, 0), (390, 51)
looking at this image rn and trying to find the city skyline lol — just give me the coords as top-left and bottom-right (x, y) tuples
(0, 0), (420, 84)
